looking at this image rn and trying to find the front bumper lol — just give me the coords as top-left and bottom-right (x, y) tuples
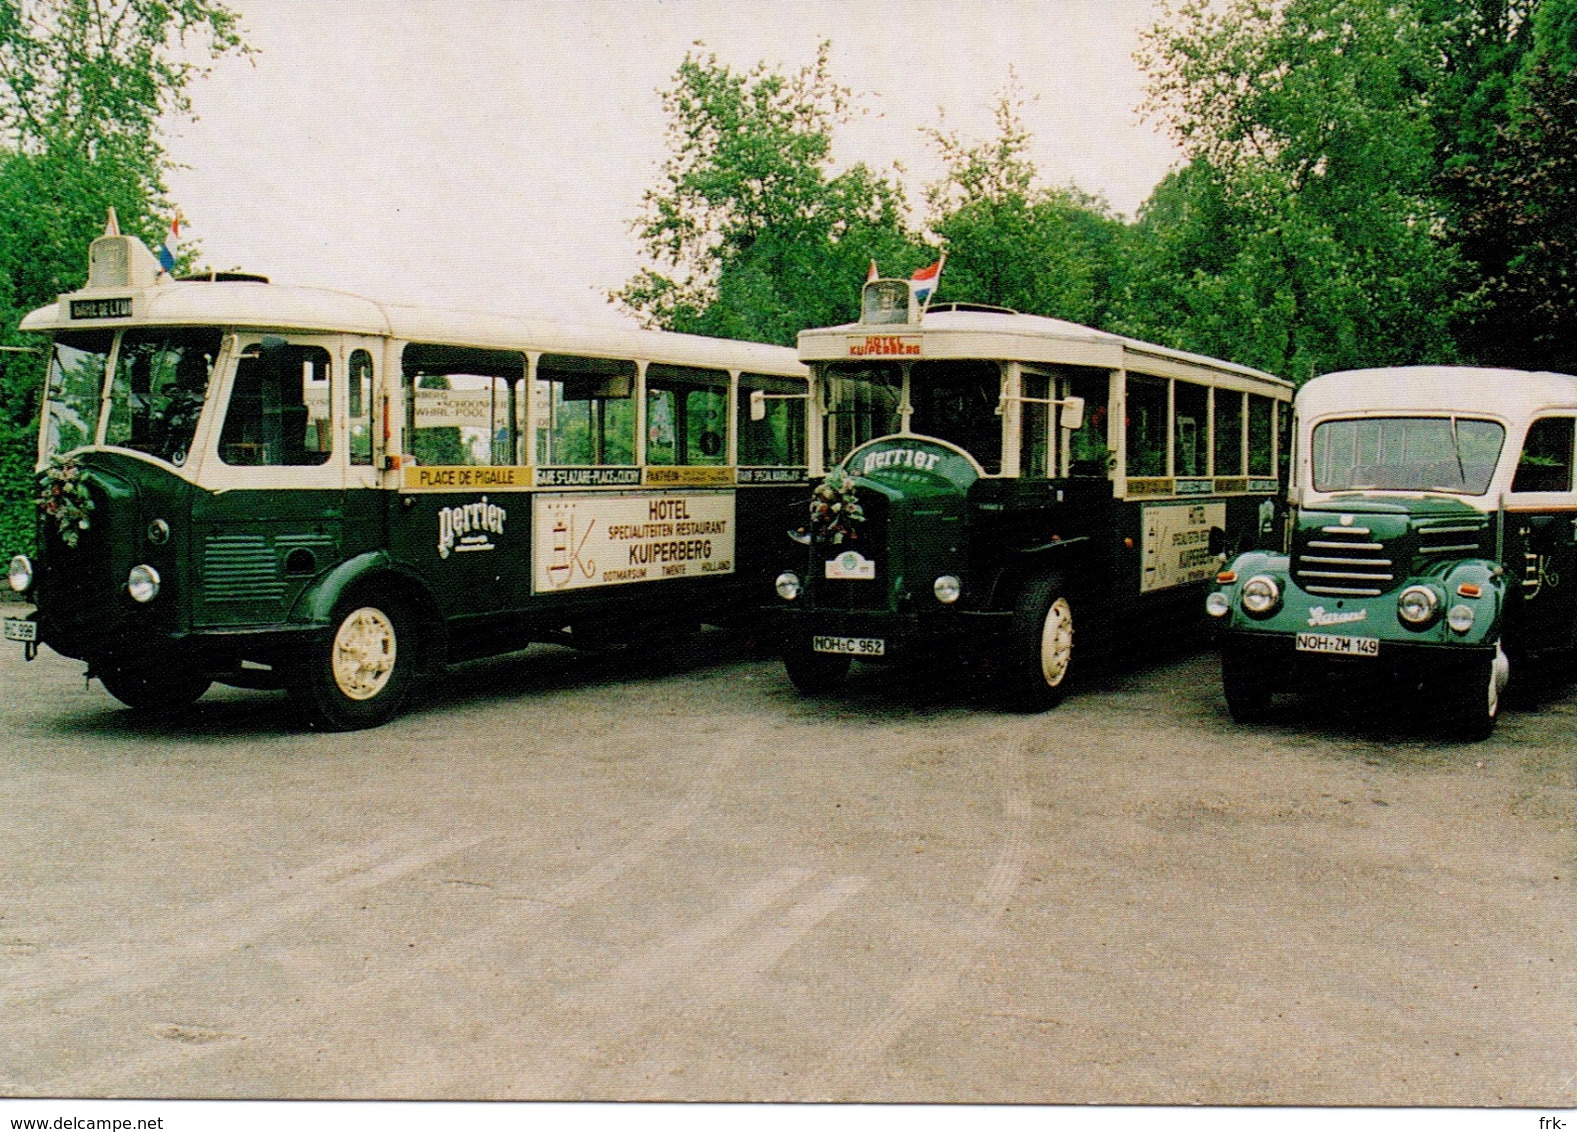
(1222, 629), (1496, 680)
(773, 605), (1009, 661)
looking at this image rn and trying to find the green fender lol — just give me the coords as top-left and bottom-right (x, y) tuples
(287, 551), (433, 627)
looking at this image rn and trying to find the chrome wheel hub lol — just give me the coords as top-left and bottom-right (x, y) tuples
(332, 607), (397, 701)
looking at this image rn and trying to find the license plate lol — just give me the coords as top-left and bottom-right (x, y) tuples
(4, 617), (37, 643)
(1296, 632), (1378, 657)
(813, 635), (885, 657)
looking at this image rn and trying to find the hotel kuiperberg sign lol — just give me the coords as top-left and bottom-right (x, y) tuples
(532, 492), (735, 593)
(1141, 502), (1226, 593)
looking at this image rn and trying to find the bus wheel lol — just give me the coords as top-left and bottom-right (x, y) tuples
(783, 638), (851, 695)
(1443, 647), (1503, 742)
(1003, 573), (1074, 712)
(98, 664), (211, 713)
(1221, 647), (1274, 723)
(294, 596), (417, 730)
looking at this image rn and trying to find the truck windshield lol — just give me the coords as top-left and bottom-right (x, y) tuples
(824, 362), (902, 465)
(1312, 416), (1505, 495)
(103, 329), (224, 466)
(42, 330), (114, 458)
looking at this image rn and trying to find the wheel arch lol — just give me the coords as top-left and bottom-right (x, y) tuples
(287, 552), (449, 668)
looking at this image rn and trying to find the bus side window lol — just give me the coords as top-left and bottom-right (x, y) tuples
(1174, 381), (1208, 476)
(1126, 376), (1168, 478)
(402, 344), (525, 467)
(1214, 390), (1244, 476)
(536, 354), (636, 466)
(1022, 371), (1050, 477)
(1066, 372), (1109, 476)
(738, 373), (806, 466)
(219, 344), (333, 467)
(1248, 394), (1275, 477)
(348, 349), (374, 466)
(646, 364), (728, 466)
(1512, 417), (1576, 493)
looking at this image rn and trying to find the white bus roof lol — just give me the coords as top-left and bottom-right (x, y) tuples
(20, 276), (806, 376)
(799, 305), (1292, 397)
(1297, 366), (1577, 422)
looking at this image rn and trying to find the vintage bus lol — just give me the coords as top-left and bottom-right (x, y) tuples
(1208, 365), (1577, 740)
(3, 230), (809, 728)
(768, 276), (1294, 707)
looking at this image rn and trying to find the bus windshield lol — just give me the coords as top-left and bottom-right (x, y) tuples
(104, 329), (224, 466)
(42, 330), (114, 458)
(909, 360), (1003, 474)
(1312, 416), (1505, 495)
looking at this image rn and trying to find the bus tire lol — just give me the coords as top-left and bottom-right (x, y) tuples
(98, 663), (211, 713)
(783, 637), (851, 695)
(1221, 646), (1274, 723)
(1003, 572), (1074, 712)
(293, 594), (418, 731)
(1442, 648), (1501, 742)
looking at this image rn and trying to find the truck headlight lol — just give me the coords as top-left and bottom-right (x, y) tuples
(1447, 603), (1476, 633)
(775, 571), (801, 601)
(8, 554), (32, 594)
(1241, 575), (1280, 615)
(1397, 584), (1438, 626)
(127, 564), (161, 603)
(1205, 591), (1231, 618)
(933, 575), (962, 604)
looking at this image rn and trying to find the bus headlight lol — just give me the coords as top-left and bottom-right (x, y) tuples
(1397, 585), (1439, 627)
(1240, 575), (1281, 615)
(775, 571), (801, 601)
(127, 564), (161, 604)
(1447, 603), (1476, 634)
(1205, 591), (1231, 618)
(933, 575), (962, 604)
(8, 554), (33, 594)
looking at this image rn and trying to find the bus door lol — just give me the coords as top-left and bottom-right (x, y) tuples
(341, 338), (386, 559)
(1507, 414), (1577, 649)
(192, 336), (345, 628)
(389, 344), (529, 619)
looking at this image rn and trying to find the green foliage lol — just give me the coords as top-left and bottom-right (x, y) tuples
(923, 81), (1127, 324)
(1125, 0), (1464, 383)
(614, 42), (927, 344)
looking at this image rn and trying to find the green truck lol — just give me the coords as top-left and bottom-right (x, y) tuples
(1208, 366), (1577, 739)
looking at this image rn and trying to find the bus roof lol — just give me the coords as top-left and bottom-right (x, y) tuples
(1297, 366), (1577, 423)
(20, 273), (806, 377)
(799, 306), (1292, 397)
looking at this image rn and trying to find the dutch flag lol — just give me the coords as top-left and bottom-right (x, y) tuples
(910, 258), (943, 304)
(157, 215), (180, 273)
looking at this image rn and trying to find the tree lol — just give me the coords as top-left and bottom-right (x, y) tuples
(615, 42), (926, 345)
(1446, 0), (1577, 370)
(923, 80), (1126, 325)
(1125, 0), (1463, 383)
(0, 0), (247, 553)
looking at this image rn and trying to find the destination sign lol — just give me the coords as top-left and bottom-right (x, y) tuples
(70, 297), (132, 320)
(737, 467), (808, 485)
(535, 466), (642, 487)
(847, 334), (921, 357)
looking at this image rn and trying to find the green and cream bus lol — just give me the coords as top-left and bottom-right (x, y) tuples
(3, 231), (809, 728)
(1209, 365), (1577, 740)
(768, 276), (1294, 707)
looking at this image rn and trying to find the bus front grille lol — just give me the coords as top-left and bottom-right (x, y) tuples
(1292, 525), (1393, 596)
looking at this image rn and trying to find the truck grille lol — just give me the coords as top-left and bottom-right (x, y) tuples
(812, 491), (888, 611)
(1292, 525), (1393, 596)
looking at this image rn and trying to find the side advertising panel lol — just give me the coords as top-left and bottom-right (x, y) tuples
(532, 491), (735, 594)
(1141, 501), (1226, 593)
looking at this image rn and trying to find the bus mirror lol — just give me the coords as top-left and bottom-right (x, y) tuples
(1059, 396), (1085, 432)
(750, 389), (767, 421)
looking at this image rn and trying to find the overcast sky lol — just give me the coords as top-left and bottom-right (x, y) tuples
(162, 0), (1181, 328)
